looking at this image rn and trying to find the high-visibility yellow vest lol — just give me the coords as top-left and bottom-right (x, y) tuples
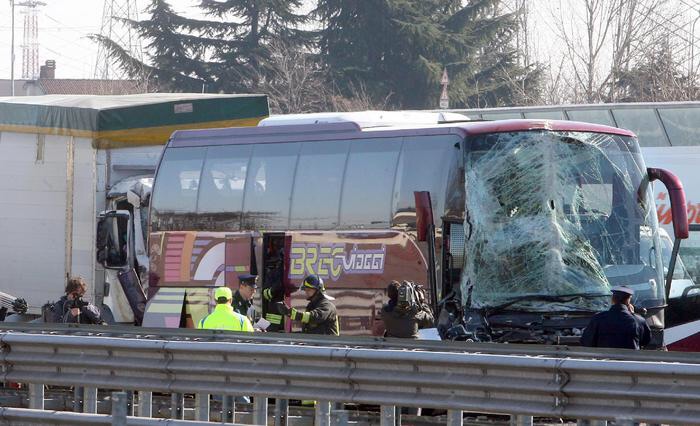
(197, 304), (254, 332)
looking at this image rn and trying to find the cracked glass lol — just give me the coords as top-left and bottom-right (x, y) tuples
(461, 131), (666, 312)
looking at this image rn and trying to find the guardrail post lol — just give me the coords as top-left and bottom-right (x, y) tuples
(171, 392), (184, 419)
(28, 383), (44, 410)
(511, 415), (533, 426)
(253, 396), (268, 425)
(73, 386), (83, 412)
(112, 391), (127, 426)
(83, 387), (97, 413)
(126, 390), (134, 416)
(222, 395), (234, 423)
(447, 410), (463, 426)
(315, 400), (331, 426)
(137, 391), (152, 418)
(195, 393), (209, 421)
(274, 398), (288, 426)
(380, 406), (396, 426)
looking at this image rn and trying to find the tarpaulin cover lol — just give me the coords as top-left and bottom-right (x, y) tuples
(0, 93), (268, 147)
(462, 130), (664, 312)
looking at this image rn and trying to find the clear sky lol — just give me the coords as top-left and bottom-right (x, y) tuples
(0, 0), (202, 80)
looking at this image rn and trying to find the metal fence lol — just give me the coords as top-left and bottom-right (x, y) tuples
(1, 328), (700, 425)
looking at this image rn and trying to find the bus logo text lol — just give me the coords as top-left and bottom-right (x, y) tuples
(288, 243), (386, 281)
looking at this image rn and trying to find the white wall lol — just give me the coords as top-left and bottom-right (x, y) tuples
(71, 137), (97, 299)
(0, 132), (69, 312)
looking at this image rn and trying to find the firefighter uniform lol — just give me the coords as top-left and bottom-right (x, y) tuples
(278, 275), (339, 335)
(580, 286), (651, 349)
(262, 271), (286, 329)
(198, 287), (254, 332)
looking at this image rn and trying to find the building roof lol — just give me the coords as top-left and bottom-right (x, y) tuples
(0, 93), (269, 147)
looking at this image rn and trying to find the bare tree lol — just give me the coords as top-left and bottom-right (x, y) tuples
(546, 0), (682, 103)
(328, 82), (394, 112)
(253, 40), (331, 114)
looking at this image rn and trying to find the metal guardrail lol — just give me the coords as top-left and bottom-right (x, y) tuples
(1, 330), (700, 425)
(3, 322), (700, 365)
(0, 404), (224, 425)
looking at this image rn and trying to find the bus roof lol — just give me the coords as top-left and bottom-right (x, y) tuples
(258, 110), (469, 127)
(169, 118), (636, 148)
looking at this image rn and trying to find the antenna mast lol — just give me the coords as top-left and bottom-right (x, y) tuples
(18, 0), (45, 80)
(94, 0), (143, 79)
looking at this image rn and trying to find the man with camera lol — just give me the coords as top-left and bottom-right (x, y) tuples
(49, 277), (107, 325)
(381, 280), (434, 339)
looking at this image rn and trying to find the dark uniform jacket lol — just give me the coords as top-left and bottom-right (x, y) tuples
(580, 304), (651, 349)
(49, 296), (105, 325)
(381, 302), (434, 338)
(298, 292), (339, 335)
(231, 290), (253, 319)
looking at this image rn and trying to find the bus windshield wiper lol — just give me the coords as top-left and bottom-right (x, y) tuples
(482, 293), (609, 317)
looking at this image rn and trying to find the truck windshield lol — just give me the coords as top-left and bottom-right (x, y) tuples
(462, 130), (665, 313)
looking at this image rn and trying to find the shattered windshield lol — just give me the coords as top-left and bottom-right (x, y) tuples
(462, 131), (665, 312)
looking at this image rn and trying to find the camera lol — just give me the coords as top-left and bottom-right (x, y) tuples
(69, 297), (89, 310)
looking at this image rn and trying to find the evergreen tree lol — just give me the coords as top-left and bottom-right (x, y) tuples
(314, 0), (541, 109)
(94, 0), (308, 93)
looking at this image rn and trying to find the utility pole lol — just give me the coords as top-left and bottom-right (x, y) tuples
(10, 0), (15, 95)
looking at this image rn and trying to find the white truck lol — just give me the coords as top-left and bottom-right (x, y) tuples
(0, 93), (269, 323)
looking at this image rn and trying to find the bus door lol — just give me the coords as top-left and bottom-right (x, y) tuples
(261, 233), (290, 332)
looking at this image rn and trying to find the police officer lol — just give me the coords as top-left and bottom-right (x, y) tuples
(580, 286), (651, 349)
(277, 275), (339, 335)
(198, 287), (254, 332)
(232, 274), (258, 322)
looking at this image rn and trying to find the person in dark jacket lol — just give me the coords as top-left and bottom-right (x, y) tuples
(580, 286), (651, 349)
(49, 276), (107, 325)
(277, 274), (339, 335)
(232, 274), (258, 323)
(381, 281), (434, 338)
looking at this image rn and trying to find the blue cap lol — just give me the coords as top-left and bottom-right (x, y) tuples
(238, 274), (258, 287)
(611, 286), (634, 296)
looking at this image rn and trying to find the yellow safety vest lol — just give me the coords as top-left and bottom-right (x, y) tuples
(197, 304), (254, 332)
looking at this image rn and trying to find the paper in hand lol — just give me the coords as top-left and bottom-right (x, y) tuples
(254, 317), (271, 331)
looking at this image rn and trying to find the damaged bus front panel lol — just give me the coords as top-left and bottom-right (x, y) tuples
(441, 125), (687, 348)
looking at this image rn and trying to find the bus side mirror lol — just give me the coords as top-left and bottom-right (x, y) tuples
(648, 167), (689, 240)
(414, 191), (434, 242)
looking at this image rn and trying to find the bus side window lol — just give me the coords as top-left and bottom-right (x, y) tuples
(340, 138), (401, 228)
(290, 140), (349, 230)
(243, 143), (301, 229)
(392, 136), (456, 229)
(197, 145), (252, 227)
(151, 147), (205, 216)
